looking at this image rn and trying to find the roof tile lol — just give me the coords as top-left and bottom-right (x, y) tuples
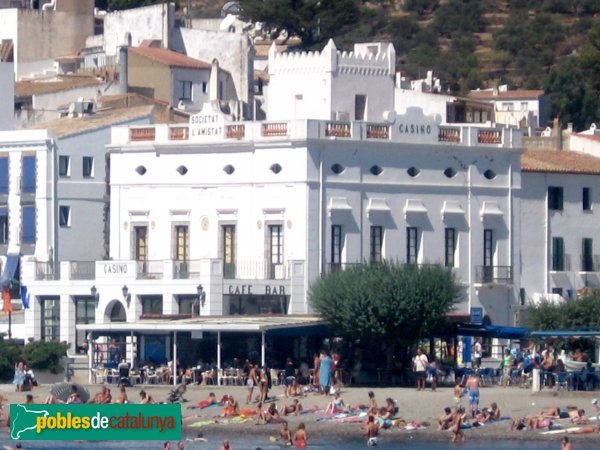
(522, 149), (600, 175)
(129, 46), (211, 70)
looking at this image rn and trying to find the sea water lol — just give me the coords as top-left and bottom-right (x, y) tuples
(0, 435), (598, 450)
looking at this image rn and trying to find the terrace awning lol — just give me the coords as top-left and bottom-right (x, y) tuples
(531, 330), (600, 338)
(456, 323), (528, 339)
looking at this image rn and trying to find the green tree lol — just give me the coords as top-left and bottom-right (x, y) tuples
(238, 0), (362, 48)
(310, 262), (460, 375)
(523, 291), (600, 331)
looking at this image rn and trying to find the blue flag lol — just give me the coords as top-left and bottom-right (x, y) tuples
(20, 285), (29, 309)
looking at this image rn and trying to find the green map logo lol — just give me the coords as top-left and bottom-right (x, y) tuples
(9, 404), (181, 441)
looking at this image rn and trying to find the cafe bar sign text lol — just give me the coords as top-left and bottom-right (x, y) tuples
(189, 103), (224, 140)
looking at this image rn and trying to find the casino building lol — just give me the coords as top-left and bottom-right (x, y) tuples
(17, 41), (525, 371)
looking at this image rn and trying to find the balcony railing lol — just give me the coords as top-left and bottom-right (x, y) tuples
(366, 124), (389, 140)
(172, 260), (202, 279)
(475, 265), (512, 284)
(136, 260), (164, 280)
(169, 126), (189, 140)
(69, 261), (96, 280)
(225, 124), (246, 139)
(326, 122), (351, 138)
(223, 260), (289, 280)
(477, 129), (502, 144)
(35, 262), (60, 281)
(550, 254), (572, 272)
(261, 122), (288, 137)
(438, 127), (461, 143)
(130, 127), (156, 141)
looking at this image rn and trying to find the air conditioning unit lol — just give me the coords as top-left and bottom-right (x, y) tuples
(335, 111), (350, 121)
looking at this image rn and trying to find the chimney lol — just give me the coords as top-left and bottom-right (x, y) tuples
(118, 46), (128, 95)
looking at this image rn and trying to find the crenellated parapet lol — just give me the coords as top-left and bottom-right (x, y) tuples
(268, 39), (395, 78)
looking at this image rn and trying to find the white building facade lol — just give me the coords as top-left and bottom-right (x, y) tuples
(14, 42), (525, 366)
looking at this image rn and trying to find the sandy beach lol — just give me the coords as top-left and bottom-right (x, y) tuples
(2, 381), (600, 445)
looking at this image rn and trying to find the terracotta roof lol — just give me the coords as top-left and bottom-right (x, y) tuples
(129, 47), (211, 70)
(522, 149), (600, 175)
(28, 105), (154, 138)
(469, 90), (545, 100)
(573, 133), (600, 143)
(15, 76), (102, 98)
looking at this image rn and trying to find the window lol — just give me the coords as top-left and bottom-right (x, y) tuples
(202, 82), (207, 94)
(331, 225), (343, 269)
(521, 102), (528, 111)
(174, 225), (189, 262)
(583, 187), (592, 211)
(548, 186), (563, 210)
(582, 238), (594, 272)
(551, 287), (563, 296)
(406, 227), (418, 264)
(59, 206), (71, 227)
(82, 157), (93, 178)
(141, 295), (162, 315)
(41, 296), (60, 342)
(483, 229), (494, 282)
(355, 94), (366, 120)
(0, 208), (7, 245)
(0, 157), (8, 194)
(22, 156), (36, 194)
(75, 297), (95, 352)
(59, 156), (70, 177)
(370, 226), (383, 263)
(180, 80), (192, 101)
(483, 229), (494, 267)
(222, 224), (236, 278)
(133, 225), (148, 262)
(269, 225), (283, 278)
(445, 228), (456, 268)
(551, 237), (565, 271)
(501, 102), (513, 111)
(21, 206), (35, 244)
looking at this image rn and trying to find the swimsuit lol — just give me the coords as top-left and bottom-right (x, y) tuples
(468, 389), (479, 405)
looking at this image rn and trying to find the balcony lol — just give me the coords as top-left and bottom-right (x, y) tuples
(172, 260), (202, 279)
(223, 260), (289, 280)
(366, 124), (390, 140)
(475, 265), (512, 285)
(136, 260), (164, 280)
(35, 261), (60, 281)
(438, 127), (461, 143)
(69, 261), (96, 280)
(326, 122), (351, 138)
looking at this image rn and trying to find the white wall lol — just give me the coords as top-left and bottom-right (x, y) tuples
(521, 170), (600, 301)
(0, 62), (14, 130)
(394, 89), (452, 123)
(103, 3), (174, 56)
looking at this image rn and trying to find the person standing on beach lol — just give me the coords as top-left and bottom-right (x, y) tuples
(472, 338), (482, 369)
(246, 364), (258, 404)
(318, 351), (333, 395)
(412, 348), (428, 391)
(466, 372), (480, 418)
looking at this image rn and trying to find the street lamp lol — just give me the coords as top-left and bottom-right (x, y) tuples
(122, 285), (131, 307)
(193, 284), (205, 317)
(90, 285), (99, 308)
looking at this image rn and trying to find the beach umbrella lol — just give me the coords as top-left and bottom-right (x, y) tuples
(50, 383), (90, 403)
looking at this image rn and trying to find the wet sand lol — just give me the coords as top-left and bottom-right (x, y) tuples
(2, 382), (599, 444)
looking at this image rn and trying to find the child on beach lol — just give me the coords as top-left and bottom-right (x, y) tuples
(279, 421), (292, 446)
(453, 382), (464, 405)
(561, 436), (573, 450)
(294, 422), (308, 448)
(363, 414), (379, 446)
(451, 406), (466, 443)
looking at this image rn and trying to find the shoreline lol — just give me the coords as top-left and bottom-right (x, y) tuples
(2, 383), (600, 444)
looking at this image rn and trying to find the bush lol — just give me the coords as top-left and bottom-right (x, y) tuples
(0, 340), (22, 381)
(22, 341), (70, 374)
(0, 339), (69, 381)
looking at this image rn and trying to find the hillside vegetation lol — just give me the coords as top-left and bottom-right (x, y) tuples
(104, 0), (600, 130)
